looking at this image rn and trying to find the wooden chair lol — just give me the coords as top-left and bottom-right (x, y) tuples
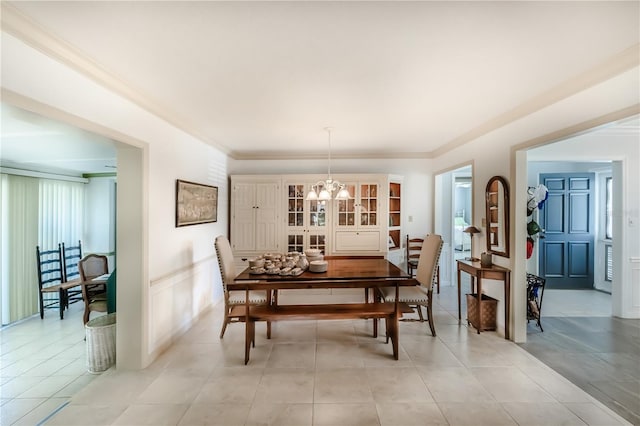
(406, 235), (440, 293)
(406, 235), (424, 276)
(36, 244), (66, 319)
(379, 234), (444, 336)
(214, 235), (271, 339)
(61, 241), (83, 306)
(78, 254), (108, 324)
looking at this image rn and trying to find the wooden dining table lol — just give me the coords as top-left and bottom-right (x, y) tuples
(231, 258), (417, 364)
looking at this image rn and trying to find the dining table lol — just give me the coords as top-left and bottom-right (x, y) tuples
(231, 258), (417, 364)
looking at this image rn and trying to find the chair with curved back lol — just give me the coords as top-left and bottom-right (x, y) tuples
(380, 234), (443, 336)
(78, 254), (109, 324)
(406, 234), (440, 294)
(215, 235), (271, 340)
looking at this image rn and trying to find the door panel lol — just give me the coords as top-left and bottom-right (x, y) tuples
(255, 183), (279, 251)
(233, 183), (256, 251)
(569, 193), (590, 233)
(544, 193), (565, 233)
(539, 173), (595, 289)
(568, 242), (590, 277)
(543, 242), (564, 276)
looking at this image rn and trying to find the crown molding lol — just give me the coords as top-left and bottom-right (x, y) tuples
(230, 149), (433, 161)
(1, 3), (231, 156)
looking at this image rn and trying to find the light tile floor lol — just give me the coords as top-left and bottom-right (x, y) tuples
(1, 287), (632, 425)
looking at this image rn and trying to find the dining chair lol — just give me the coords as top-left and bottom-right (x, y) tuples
(406, 235), (424, 277)
(61, 240), (83, 306)
(78, 254), (109, 324)
(380, 234), (443, 336)
(36, 244), (66, 319)
(214, 235), (271, 339)
(406, 235), (440, 294)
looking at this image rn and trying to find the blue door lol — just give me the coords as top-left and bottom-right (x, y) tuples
(539, 173), (595, 289)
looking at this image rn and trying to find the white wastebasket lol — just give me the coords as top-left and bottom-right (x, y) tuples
(85, 313), (116, 373)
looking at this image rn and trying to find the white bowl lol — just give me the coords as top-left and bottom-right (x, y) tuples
(307, 254), (324, 263)
(309, 260), (328, 273)
(248, 258), (264, 268)
(305, 249), (322, 257)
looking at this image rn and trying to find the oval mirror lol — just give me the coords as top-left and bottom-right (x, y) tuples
(485, 176), (510, 258)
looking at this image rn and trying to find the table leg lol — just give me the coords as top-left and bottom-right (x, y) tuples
(244, 288), (251, 365)
(366, 288), (378, 338)
(389, 286), (399, 359)
(390, 314), (399, 360)
(504, 272), (510, 340)
(457, 267), (462, 322)
(476, 276), (482, 334)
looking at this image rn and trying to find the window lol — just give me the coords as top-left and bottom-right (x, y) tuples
(605, 244), (613, 282)
(605, 176), (613, 240)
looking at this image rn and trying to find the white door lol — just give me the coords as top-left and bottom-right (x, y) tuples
(232, 183), (256, 251)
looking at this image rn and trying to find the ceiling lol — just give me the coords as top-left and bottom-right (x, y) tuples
(1, 103), (117, 175)
(1, 1), (639, 173)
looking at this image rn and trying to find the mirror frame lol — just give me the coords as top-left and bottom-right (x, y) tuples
(485, 176), (510, 258)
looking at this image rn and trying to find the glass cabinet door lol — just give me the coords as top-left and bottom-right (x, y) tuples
(287, 234), (304, 253)
(360, 184), (378, 226)
(336, 184), (357, 227)
(287, 184), (305, 228)
(308, 233), (326, 254)
(285, 183), (329, 253)
(309, 200), (326, 228)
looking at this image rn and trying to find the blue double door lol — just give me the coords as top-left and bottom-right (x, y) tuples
(539, 173), (595, 289)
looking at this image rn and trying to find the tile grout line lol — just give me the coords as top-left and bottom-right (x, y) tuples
(36, 400), (70, 426)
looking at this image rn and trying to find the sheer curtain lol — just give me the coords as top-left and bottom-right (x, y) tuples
(39, 179), (84, 251)
(1, 174), (39, 324)
(0, 175), (84, 324)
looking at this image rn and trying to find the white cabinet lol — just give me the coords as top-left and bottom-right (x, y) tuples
(334, 231), (380, 251)
(334, 180), (384, 252)
(230, 174), (397, 257)
(283, 181), (329, 254)
(231, 179), (280, 253)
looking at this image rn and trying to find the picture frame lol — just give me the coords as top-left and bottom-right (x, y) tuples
(175, 179), (218, 227)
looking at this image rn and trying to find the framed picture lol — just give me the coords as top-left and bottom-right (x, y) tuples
(175, 179), (218, 227)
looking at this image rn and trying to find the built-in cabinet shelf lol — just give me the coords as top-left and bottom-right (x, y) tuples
(387, 177), (403, 267)
(230, 174), (402, 269)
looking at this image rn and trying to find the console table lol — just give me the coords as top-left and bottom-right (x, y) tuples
(456, 259), (511, 339)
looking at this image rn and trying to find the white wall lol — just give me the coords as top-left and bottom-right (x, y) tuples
(84, 176), (116, 268)
(2, 33), (228, 368)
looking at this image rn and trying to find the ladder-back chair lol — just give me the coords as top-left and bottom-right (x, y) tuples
(36, 245), (66, 319)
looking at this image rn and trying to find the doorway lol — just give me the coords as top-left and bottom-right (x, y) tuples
(538, 172), (595, 289)
(434, 165), (472, 288)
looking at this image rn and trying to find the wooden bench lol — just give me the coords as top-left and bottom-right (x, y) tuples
(243, 297), (412, 364)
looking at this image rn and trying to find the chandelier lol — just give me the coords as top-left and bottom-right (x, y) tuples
(306, 127), (351, 201)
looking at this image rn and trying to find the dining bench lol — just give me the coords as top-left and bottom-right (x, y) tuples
(241, 284), (413, 364)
